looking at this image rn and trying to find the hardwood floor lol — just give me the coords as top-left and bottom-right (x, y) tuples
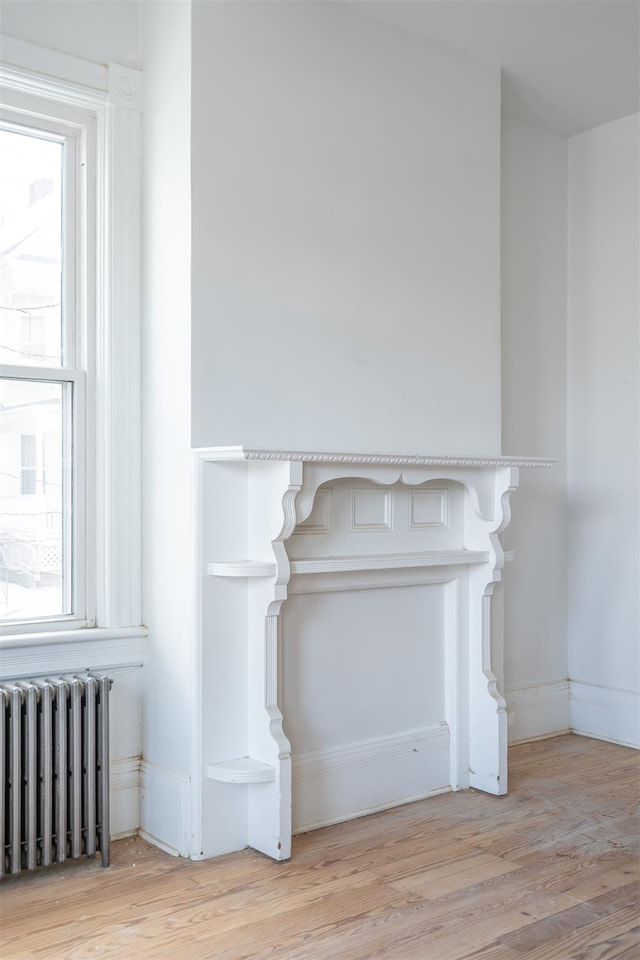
(1, 735), (638, 959)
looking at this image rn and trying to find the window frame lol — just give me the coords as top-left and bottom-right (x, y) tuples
(0, 106), (91, 630)
(0, 41), (142, 639)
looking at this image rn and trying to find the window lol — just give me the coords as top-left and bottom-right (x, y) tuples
(0, 52), (142, 636)
(0, 111), (88, 626)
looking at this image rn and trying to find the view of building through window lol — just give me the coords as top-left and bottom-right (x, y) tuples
(0, 128), (69, 622)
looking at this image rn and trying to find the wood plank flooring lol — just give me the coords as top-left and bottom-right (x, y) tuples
(1, 735), (638, 959)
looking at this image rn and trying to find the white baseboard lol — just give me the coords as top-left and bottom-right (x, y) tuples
(292, 724), (450, 833)
(506, 681), (571, 744)
(140, 761), (190, 857)
(570, 681), (639, 749)
(110, 757), (141, 839)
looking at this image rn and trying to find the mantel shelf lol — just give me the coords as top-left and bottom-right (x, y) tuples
(207, 757), (276, 784)
(196, 446), (555, 469)
(208, 551), (491, 579)
(289, 550), (490, 576)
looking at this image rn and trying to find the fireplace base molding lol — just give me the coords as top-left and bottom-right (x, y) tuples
(196, 447), (552, 861)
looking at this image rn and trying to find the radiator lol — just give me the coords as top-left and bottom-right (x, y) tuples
(0, 673), (113, 878)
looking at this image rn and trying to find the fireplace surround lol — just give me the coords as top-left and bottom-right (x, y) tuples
(196, 448), (552, 861)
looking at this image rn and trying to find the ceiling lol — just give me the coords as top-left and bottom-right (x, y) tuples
(351, 0), (640, 136)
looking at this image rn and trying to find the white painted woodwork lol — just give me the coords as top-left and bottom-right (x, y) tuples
(197, 447), (551, 861)
(292, 724), (451, 833)
(207, 561), (277, 578)
(570, 681), (640, 748)
(506, 680), (571, 745)
(208, 758), (276, 784)
(289, 551), (489, 575)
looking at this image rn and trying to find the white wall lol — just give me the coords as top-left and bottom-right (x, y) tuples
(190, 1), (503, 457)
(500, 116), (570, 742)
(567, 114), (640, 747)
(0, 1), (140, 68)
(140, 1), (194, 855)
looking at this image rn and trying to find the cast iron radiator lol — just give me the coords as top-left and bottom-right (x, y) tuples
(0, 673), (113, 878)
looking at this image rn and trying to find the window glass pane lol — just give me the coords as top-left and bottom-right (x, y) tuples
(0, 129), (63, 368)
(0, 378), (70, 622)
(20, 434), (37, 494)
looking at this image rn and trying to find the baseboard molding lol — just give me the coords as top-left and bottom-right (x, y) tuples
(110, 757), (141, 840)
(140, 761), (190, 857)
(506, 681), (571, 745)
(570, 681), (639, 749)
(292, 724), (450, 833)
(292, 784), (452, 835)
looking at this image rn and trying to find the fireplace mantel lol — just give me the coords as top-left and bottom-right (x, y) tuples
(195, 448), (552, 861)
(203, 446), (553, 469)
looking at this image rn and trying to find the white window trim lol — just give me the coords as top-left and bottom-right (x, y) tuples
(0, 37), (143, 638)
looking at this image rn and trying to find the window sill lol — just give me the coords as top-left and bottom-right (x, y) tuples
(0, 624), (149, 648)
(0, 625), (149, 680)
